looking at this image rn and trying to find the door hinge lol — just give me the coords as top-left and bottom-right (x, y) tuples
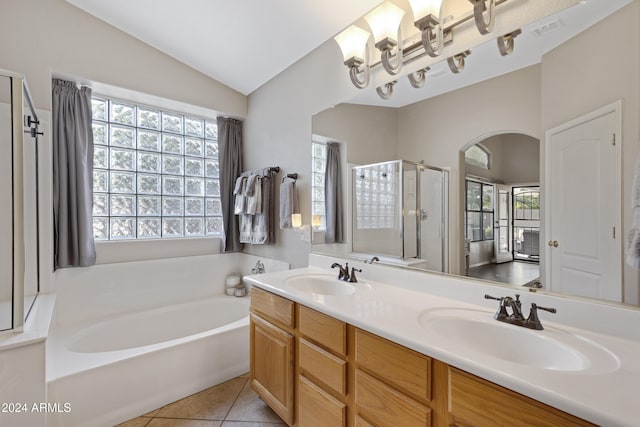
(612, 134), (616, 146)
(613, 226), (616, 239)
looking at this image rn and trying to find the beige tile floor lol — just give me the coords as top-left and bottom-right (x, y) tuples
(117, 373), (286, 427)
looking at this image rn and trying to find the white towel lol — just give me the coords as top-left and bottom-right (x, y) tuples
(233, 176), (246, 215)
(279, 179), (299, 229)
(245, 174), (262, 214)
(627, 156), (640, 268)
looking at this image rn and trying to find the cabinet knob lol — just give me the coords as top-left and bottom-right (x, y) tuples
(547, 240), (558, 247)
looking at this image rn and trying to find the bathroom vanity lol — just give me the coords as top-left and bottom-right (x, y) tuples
(246, 255), (640, 427)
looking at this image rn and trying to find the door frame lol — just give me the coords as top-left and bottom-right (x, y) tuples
(543, 100), (622, 293)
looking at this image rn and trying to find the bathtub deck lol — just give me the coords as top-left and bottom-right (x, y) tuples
(117, 373), (286, 427)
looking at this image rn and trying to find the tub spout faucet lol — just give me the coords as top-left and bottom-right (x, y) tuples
(331, 262), (350, 281)
(251, 260), (265, 274)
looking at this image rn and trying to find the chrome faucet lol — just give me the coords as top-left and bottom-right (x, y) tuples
(331, 262), (350, 281)
(365, 256), (379, 264)
(484, 294), (556, 330)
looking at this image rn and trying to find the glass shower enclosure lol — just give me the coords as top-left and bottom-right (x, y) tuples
(0, 70), (41, 333)
(352, 160), (448, 271)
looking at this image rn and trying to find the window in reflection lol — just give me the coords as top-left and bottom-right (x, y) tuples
(311, 141), (327, 230)
(465, 144), (491, 169)
(465, 179), (494, 242)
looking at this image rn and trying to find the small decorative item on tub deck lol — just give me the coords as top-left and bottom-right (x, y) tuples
(233, 283), (248, 297)
(226, 274), (241, 296)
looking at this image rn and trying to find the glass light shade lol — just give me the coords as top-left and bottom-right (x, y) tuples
(365, 1), (405, 44)
(312, 214), (322, 228)
(407, 0), (443, 21)
(334, 25), (371, 62)
(291, 213), (302, 228)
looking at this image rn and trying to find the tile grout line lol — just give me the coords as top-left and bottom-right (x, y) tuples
(220, 377), (251, 424)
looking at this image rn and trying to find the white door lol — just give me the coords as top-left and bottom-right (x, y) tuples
(494, 185), (513, 263)
(546, 102), (621, 302)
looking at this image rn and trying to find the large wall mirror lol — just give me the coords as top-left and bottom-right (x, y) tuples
(311, 0), (640, 308)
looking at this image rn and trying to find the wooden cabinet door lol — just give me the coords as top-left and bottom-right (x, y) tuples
(250, 314), (295, 425)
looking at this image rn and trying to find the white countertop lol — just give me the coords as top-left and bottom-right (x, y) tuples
(245, 262), (640, 427)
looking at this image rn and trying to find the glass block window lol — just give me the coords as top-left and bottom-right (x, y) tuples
(91, 97), (222, 240)
(311, 142), (327, 230)
(354, 162), (399, 229)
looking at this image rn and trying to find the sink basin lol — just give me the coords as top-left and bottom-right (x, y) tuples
(418, 308), (619, 373)
(285, 274), (356, 296)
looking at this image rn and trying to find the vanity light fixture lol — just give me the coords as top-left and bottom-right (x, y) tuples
(408, 67), (430, 88)
(376, 81), (396, 100)
(497, 29), (522, 56)
(408, 0), (445, 57)
(291, 213), (302, 228)
(312, 215), (322, 229)
(334, 25), (371, 89)
(334, 0), (520, 99)
(469, 0), (496, 35)
(365, 1), (405, 75)
(447, 50), (471, 74)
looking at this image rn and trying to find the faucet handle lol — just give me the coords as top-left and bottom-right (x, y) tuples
(348, 267), (362, 283)
(535, 304), (557, 314)
(526, 303), (557, 330)
(484, 294), (509, 320)
(484, 294), (503, 301)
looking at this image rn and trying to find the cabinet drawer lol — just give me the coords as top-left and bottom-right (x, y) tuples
(355, 370), (431, 427)
(449, 368), (595, 427)
(299, 338), (347, 397)
(355, 328), (431, 403)
(251, 287), (294, 329)
(298, 375), (346, 427)
(299, 305), (347, 356)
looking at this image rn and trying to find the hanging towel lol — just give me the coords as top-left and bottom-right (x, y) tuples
(279, 178), (299, 229)
(627, 155), (640, 268)
(245, 174), (262, 214)
(233, 176), (247, 215)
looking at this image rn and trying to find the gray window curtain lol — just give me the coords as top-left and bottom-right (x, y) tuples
(218, 117), (243, 252)
(325, 142), (344, 243)
(52, 79), (96, 268)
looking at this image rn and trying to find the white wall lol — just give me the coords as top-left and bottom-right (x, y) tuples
(312, 103), (398, 164)
(245, 41), (361, 268)
(0, 0), (245, 116)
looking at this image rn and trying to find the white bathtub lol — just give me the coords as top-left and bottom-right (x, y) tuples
(46, 253), (288, 427)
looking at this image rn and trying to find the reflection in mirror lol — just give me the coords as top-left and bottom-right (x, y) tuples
(462, 133), (541, 288)
(353, 160), (450, 272)
(311, 0), (640, 308)
(0, 75), (13, 330)
(23, 83), (40, 320)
